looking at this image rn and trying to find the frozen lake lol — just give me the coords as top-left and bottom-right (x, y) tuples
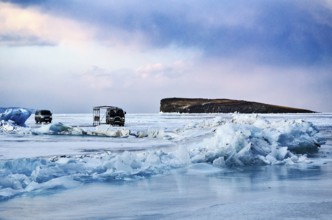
(1, 113), (332, 219)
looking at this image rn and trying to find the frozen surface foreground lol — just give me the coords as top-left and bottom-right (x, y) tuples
(1, 113), (332, 219)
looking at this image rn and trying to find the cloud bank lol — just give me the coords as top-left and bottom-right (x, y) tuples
(1, 0), (332, 112)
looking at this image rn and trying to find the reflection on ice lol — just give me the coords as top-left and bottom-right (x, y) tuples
(0, 113), (327, 201)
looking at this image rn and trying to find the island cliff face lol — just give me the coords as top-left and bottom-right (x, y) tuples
(160, 98), (315, 113)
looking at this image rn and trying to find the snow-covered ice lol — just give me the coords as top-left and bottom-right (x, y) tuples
(0, 113), (332, 219)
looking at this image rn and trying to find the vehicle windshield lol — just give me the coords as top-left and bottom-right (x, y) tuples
(40, 110), (51, 115)
(108, 109), (124, 117)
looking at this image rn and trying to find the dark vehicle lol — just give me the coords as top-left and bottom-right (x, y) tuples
(35, 110), (52, 123)
(93, 106), (126, 126)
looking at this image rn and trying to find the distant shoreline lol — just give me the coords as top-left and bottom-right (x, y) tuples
(160, 98), (315, 114)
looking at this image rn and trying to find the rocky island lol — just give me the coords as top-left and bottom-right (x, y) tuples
(160, 98), (315, 114)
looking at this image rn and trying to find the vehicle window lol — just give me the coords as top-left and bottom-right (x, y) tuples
(40, 110), (51, 115)
(117, 110), (124, 116)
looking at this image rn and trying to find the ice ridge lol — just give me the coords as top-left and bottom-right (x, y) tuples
(0, 114), (326, 201)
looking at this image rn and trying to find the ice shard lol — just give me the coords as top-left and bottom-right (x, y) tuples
(0, 107), (32, 126)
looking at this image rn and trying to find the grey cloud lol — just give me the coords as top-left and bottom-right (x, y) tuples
(0, 34), (56, 47)
(7, 0), (332, 66)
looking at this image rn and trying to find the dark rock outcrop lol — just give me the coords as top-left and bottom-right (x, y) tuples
(160, 98), (315, 113)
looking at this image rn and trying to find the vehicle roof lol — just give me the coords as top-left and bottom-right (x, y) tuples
(93, 106), (123, 110)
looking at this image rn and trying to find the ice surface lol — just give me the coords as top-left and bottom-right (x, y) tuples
(0, 113), (327, 201)
(0, 107), (32, 126)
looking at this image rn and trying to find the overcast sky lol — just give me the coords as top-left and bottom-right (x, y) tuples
(1, 0), (332, 113)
